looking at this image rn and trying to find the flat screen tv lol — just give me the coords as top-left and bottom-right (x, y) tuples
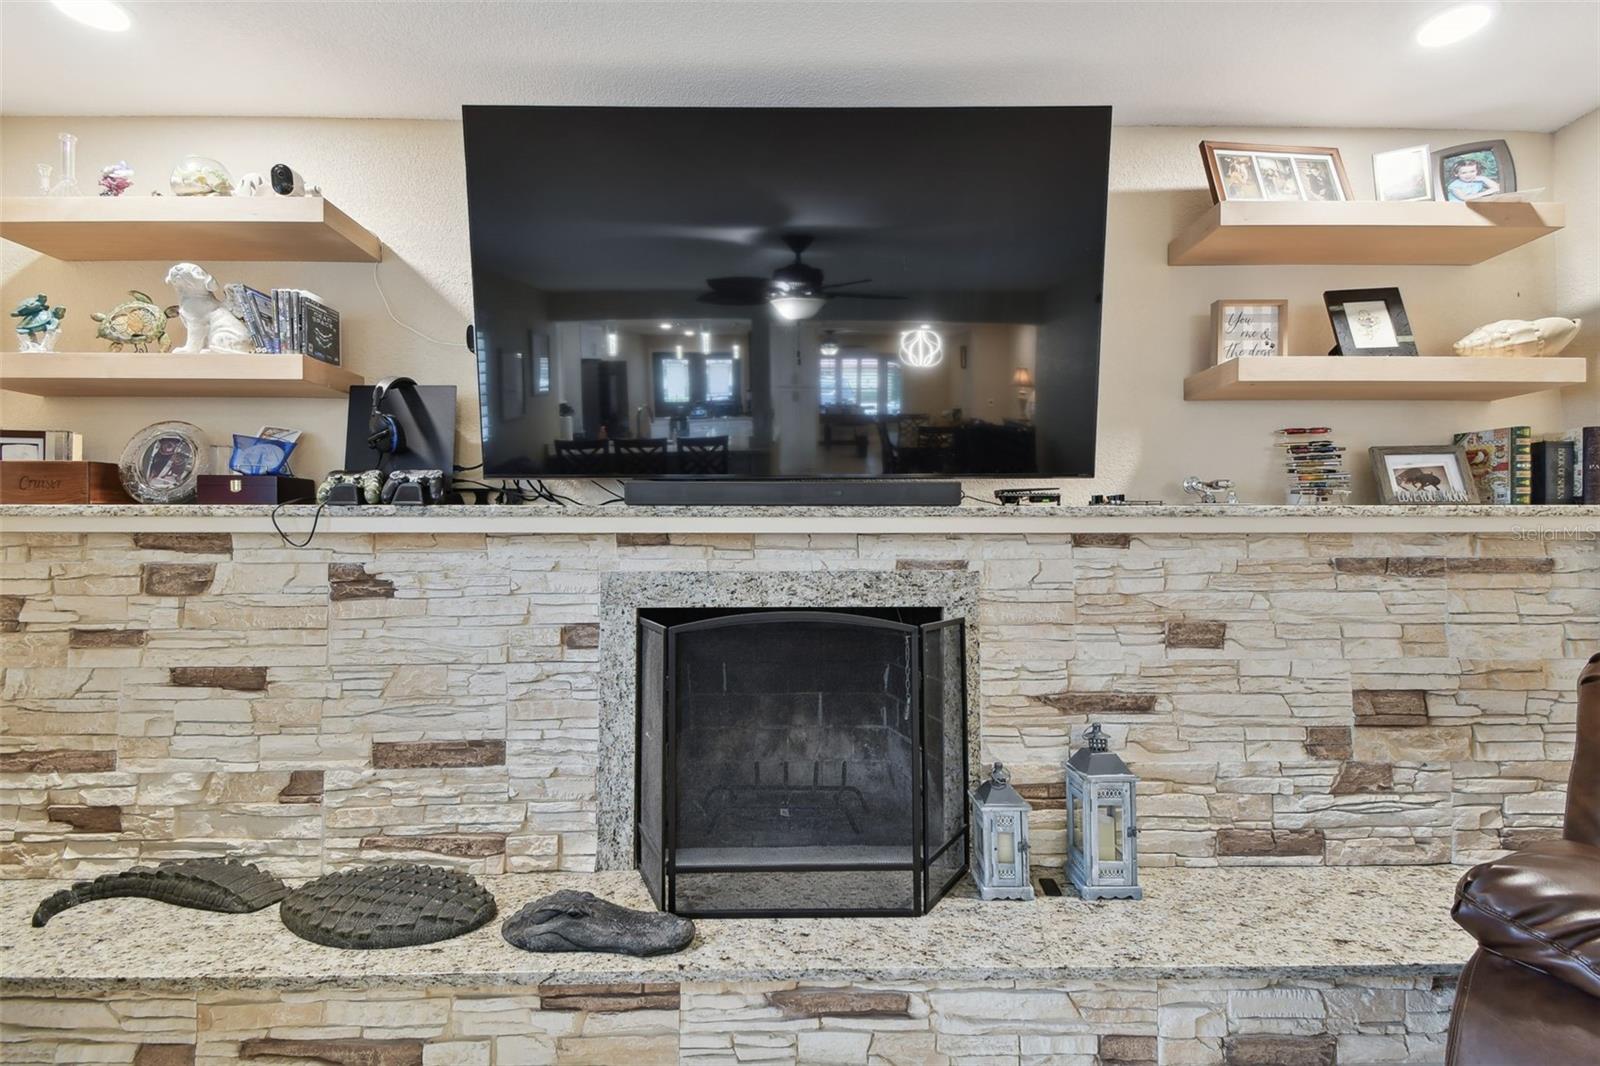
(463, 105), (1111, 481)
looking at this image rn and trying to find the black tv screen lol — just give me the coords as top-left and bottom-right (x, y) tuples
(463, 105), (1110, 480)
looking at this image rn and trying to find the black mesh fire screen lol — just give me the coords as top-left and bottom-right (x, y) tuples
(637, 608), (967, 917)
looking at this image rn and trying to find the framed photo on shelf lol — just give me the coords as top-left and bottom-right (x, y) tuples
(1373, 144), (1433, 202)
(1369, 445), (1480, 504)
(1200, 141), (1351, 204)
(0, 429), (47, 461)
(1210, 299), (1288, 363)
(1433, 140), (1516, 201)
(1324, 288), (1417, 357)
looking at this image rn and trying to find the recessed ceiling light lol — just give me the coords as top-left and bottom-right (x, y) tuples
(1415, 4), (1494, 47)
(658, 322), (673, 330)
(51, 0), (131, 31)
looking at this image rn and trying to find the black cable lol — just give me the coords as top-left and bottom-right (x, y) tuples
(961, 493), (1001, 506)
(453, 462), (484, 473)
(271, 501), (327, 548)
(590, 479), (625, 504)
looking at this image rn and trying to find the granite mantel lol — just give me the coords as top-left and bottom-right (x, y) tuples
(2, 501), (1597, 536)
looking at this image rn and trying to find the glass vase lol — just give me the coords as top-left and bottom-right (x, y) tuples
(48, 133), (82, 196)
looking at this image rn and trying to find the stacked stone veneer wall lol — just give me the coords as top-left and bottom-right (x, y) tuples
(0, 974), (1456, 1065)
(2, 529), (1594, 878)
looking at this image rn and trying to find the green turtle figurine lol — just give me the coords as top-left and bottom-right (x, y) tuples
(11, 294), (66, 352)
(91, 290), (176, 353)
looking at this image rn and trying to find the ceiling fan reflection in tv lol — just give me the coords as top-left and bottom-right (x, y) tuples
(697, 233), (904, 320)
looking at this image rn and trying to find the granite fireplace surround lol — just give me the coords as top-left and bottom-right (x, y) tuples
(3, 505), (1596, 1065)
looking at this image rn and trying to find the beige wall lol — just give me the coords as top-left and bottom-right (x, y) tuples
(1553, 108), (1600, 430)
(3, 116), (1596, 500)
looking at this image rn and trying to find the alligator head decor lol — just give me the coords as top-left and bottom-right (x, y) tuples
(501, 890), (695, 957)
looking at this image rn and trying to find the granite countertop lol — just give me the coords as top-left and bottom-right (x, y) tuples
(2, 501), (1596, 536)
(1, 867), (1472, 993)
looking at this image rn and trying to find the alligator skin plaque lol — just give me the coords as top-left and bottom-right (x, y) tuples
(32, 858), (288, 927)
(279, 863), (497, 949)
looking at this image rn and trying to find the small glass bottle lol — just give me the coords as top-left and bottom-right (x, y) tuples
(48, 133), (82, 196)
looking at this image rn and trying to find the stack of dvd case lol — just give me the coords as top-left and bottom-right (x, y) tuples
(1278, 427), (1349, 503)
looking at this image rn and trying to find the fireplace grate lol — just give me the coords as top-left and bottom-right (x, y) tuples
(637, 608), (967, 917)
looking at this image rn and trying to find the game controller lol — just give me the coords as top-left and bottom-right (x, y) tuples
(317, 469), (384, 505)
(380, 469), (447, 506)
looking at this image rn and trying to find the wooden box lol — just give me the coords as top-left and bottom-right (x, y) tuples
(197, 475), (317, 505)
(0, 461), (133, 504)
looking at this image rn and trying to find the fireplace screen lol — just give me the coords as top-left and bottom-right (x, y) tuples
(637, 609), (967, 917)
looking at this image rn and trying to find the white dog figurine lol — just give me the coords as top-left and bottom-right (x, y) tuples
(164, 262), (254, 353)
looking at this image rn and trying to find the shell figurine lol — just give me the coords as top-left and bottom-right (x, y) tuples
(1453, 317), (1582, 358)
(92, 291), (177, 353)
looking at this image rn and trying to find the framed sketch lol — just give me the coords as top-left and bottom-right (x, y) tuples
(1369, 445), (1480, 504)
(1324, 288), (1417, 357)
(1433, 140), (1516, 201)
(1373, 144), (1432, 202)
(1211, 299), (1288, 363)
(1, 429), (47, 461)
(1200, 141), (1350, 203)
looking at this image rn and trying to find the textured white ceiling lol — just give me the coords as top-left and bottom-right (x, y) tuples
(2, 1), (1596, 131)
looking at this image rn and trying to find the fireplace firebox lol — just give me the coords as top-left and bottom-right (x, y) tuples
(636, 608), (968, 917)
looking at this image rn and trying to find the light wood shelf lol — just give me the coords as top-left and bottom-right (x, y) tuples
(1183, 355), (1588, 401)
(1168, 200), (1564, 266)
(0, 352), (364, 398)
(0, 196), (381, 262)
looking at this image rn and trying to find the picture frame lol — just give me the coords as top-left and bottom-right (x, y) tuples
(0, 429), (47, 461)
(1210, 299), (1288, 363)
(1200, 140), (1351, 204)
(1433, 140), (1516, 201)
(1324, 288), (1417, 357)
(1372, 144), (1432, 202)
(1369, 445), (1480, 505)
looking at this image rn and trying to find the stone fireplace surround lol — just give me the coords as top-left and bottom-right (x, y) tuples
(2, 503), (1595, 1064)
(594, 569), (981, 872)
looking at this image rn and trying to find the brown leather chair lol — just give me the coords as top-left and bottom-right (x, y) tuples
(1446, 650), (1600, 1065)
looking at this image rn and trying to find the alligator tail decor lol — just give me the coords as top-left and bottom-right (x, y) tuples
(502, 890), (696, 956)
(279, 863), (497, 949)
(32, 859), (288, 927)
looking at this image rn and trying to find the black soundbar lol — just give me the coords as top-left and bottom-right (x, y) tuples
(623, 480), (962, 507)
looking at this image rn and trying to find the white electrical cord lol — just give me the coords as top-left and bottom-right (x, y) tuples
(372, 260), (463, 348)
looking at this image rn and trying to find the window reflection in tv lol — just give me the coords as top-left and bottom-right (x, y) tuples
(463, 106), (1111, 479)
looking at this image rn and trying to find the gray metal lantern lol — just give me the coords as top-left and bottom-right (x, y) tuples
(970, 761), (1034, 900)
(1065, 723), (1142, 900)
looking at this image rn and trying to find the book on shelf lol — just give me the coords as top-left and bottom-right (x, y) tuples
(1454, 425), (1531, 505)
(1562, 426), (1600, 504)
(1531, 440), (1577, 505)
(266, 289), (340, 364)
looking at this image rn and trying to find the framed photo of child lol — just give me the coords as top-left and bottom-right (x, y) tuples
(1432, 140), (1516, 201)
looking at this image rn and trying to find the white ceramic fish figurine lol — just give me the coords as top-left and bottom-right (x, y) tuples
(1453, 317), (1582, 358)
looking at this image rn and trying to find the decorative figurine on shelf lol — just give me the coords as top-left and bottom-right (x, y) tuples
(238, 171), (267, 196)
(1453, 317), (1582, 358)
(164, 263), (253, 353)
(1183, 476), (1238, 504)
(98, 161), (133, 196)
(92, 291), (175, 353)
(11, 294), (67, 352)
(1065, 723), (1142, 901)
(970, 762), (1035, 901)
(169, 155), (234, 196)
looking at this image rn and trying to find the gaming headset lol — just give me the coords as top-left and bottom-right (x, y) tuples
(367, 376), (417, 458)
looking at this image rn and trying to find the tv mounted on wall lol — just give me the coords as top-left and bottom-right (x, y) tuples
(463, 105), (1111, 496)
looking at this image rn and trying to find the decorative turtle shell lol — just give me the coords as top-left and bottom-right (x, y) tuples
(91, 290), (173, 353)
(279, 863), (497, 949)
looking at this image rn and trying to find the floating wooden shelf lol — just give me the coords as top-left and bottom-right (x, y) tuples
(1168, 200), (1564, 266)
(1184, 355), (1588, 401)
(0, 352), (364, 398)
(0, 196), (381, 262)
